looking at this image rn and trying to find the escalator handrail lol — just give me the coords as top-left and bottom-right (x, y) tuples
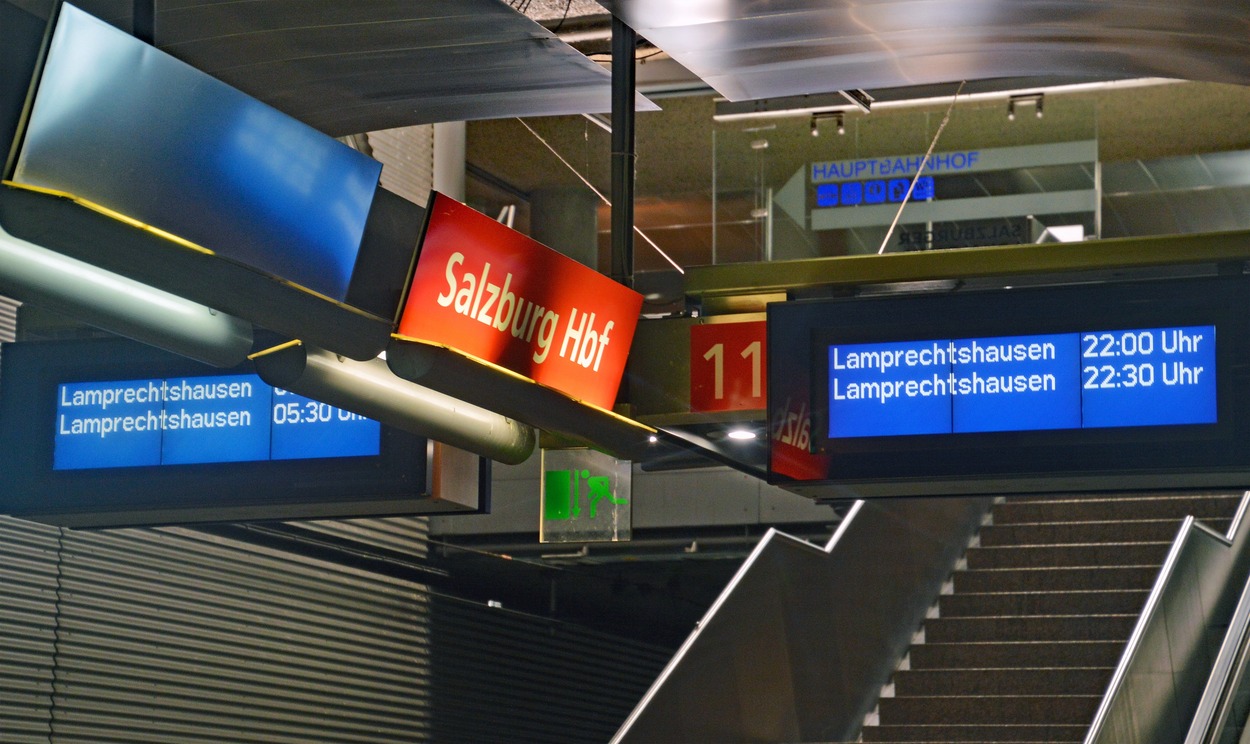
(1186, 530), (1250, 743)
(1085, 491), (1250, 744)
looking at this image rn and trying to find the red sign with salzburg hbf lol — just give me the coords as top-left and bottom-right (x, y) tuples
(397, 193), (643, 411)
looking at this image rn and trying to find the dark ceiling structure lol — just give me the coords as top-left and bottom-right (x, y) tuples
(8, 0), (655, 136)
(600, 0), (1250, 101)
(11, 0), (1250, 140)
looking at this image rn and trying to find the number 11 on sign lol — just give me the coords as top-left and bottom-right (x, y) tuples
(690, 321), (768, 412)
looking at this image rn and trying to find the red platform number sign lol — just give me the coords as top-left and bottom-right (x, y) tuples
(690, 321), (767, 412)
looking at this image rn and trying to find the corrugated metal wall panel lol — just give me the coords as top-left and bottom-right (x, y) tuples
(295, 517), (430, 558)
(0, 517), (60, 744)
(0, 514), (674, 744)
(0, 296), (19, 339)
(429, 595), (672, 743)
(370, 125), (436, 206)
(47, 526), (432, 743)
(0, 512), (674, 744)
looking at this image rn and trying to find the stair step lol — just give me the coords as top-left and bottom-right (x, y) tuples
(965, 542), (1170, 570)
(939, 590), (1149, 618)
(978, 519), (1212, 547)
(925, 615), (1138, 643)
(877, 694), (1102, 725)
(992, 493), (1241, 525)
(908, 641), (1125, 670)
(860, 494), (1245, 743)
(954, 565), (1159, 593)
(892, 667), (1112, 697)
(860, 723), (1087, 742)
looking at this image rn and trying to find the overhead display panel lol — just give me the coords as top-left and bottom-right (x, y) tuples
(826, 326), (1216, 437)
(768, 274), (1250, 497)
(0, 338), (480, 527)
(53, 374), (380, 470)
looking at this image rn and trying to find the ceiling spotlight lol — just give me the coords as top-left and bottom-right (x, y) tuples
(809, 111), (846, 137)
(727, 429), (757, 440)
(1008, 93), (1044, 121)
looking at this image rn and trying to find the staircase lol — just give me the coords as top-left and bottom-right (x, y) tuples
(861, 492), (1243, 743)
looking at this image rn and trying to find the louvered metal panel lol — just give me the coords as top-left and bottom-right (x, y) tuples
(296, 517), (431, 559)
(0, 513), (675, 743)
(0, 296), (18, 339)
(0, 517), (60, 744)
(0, 295), (18, 387)
(44, 526), (432, 743)
(371, 126), (436, 207)
(428, 595), (671, 743)
(0, 521), (435, 743)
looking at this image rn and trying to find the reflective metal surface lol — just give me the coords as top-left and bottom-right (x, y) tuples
(44, 0), (656, 136)
(252, 342), (536, 465)
(15, 5), (381, 302)
(603, 0), (1250, 101)
(0, 220), (253, 368)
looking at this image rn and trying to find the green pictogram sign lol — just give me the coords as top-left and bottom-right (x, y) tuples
(540, 449), (631, 543)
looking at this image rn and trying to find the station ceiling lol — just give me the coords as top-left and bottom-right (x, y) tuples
(10, 0), (1250, 138)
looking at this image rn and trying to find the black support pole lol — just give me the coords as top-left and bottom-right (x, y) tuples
(132, 0), (155, 44)
(610, 15), (636, 289)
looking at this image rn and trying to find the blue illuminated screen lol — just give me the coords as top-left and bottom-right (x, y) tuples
(828, 326), (1216, 438)
(54, 374), (381, 470)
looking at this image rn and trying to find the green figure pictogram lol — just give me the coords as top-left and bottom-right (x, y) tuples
(544, 469), (627, 521)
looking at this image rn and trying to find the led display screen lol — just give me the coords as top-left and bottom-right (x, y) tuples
(767, 274), (1250, 497)
(54, 374), (380, 470)
(828, 326), (1216, 438)
(0, 338), (475, 527)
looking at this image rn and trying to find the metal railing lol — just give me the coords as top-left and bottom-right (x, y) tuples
(1185, 534), (1250, 744)
(1085, 492), (1250, 744)
(610, 496), (992, 744)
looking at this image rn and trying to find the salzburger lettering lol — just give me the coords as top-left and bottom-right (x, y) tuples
(435, 251), (623, 371)
(437, 251), (560, 363)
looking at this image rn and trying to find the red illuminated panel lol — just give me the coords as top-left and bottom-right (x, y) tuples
(690, 321), (767, 412)
(398, 193), (643, 410)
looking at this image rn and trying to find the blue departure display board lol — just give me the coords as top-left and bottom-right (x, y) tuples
(828, 326), (1216, 438)
(54, 373), (380, 470)
(764, 274), (1250, 497)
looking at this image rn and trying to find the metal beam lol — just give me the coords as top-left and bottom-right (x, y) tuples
(251, 342), (536, 465)
(681, 230), (1250, 299)
(610, 15), (636, 287)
